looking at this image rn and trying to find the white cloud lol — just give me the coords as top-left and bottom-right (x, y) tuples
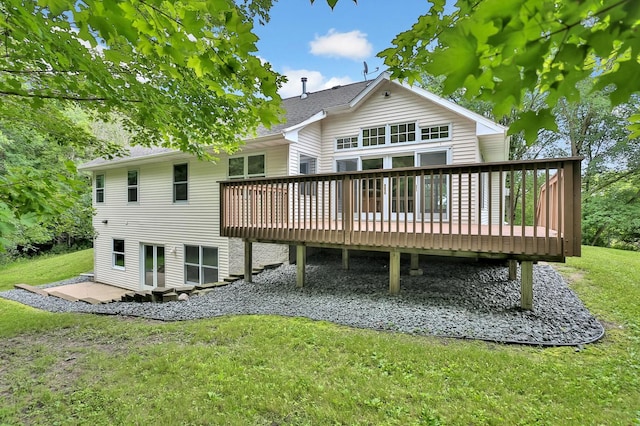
(279, 68), (354, 98)
(309, 29), (373, 61)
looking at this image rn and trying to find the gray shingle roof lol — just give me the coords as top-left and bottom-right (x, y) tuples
(80, 80), (372, 169)
(256, 80), (371, 137)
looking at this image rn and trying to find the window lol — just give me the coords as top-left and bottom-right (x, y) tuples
(127, 170), (138, 203)
(95, 174), (105, 203)
(173, 163), (188, 202)
(113, 239), (125, 269)
(247, 154), (265, 177)
(299, 155), (317, 195)
(185, 245), (218, 284)
(228, 157), (244, 179)
(228, 154), (266, 179)
(362, 126), (386, 146)
(421, 124), (450, 140)
(336, 136), (358, 150)
(390, 122), (416, 144)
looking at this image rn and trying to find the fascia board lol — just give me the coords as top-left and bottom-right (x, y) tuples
(348, 72), (390, 108)
(283, 111), (326, 142)
(395, 80), (507, 136)
(78, 150), (188, 171)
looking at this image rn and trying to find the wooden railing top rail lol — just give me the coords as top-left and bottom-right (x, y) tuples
(219, 157), (584, 185)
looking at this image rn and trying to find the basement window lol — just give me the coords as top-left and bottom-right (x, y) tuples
(113, 239), (125, 269)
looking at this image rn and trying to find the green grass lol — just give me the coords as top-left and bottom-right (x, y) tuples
(0, 246), (639, 425)
(0, 248), (93, 291)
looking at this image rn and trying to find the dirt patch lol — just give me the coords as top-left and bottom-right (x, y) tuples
(0, 318), (203, 406)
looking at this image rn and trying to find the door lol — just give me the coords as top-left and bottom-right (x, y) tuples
(419, 151), (449, 221)
(360, 155), (416, 221)
(336, 158), (358, 216)
(360, 157), (384, 220)
(143, 244), (165, 289)
(390, 155), (416, 221)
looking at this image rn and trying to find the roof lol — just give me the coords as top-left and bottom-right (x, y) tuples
(256, 80), (370, 137)
(80, 73), (507, 170)
(80, 145), (177, 169)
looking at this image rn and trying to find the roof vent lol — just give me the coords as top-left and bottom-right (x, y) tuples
(301, 77), (308, 99)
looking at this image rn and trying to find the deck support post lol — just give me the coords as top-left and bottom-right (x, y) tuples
(342, 248), (349, 270)
(508, 259), (517, 280)
(296, 245), (306, 288)
(389, 250), (400, 295)
(244, 240), (253, 283)
(520, 261), (533, 310)
(409, 253), (423, 276)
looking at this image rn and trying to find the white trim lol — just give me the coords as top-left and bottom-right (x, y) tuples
(415, 146), (453, 165)
(79, 149), (189, 171)
(346, 72), (506, 137)
(348, 73), (387, 108)
(127, 169), (139, 204)
(395, 80), (507, 135)
(335, 135), (359, 151)
(112, 238), (126, 271)
(283, 111), (326, 135)
(95, 173), (105, 204)
(420, 122), (452, 143)
(172, 162), (189, 203)
(184, 244), (219, 285)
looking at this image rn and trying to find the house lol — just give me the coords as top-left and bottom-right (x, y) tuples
(80, 72), (581, 309)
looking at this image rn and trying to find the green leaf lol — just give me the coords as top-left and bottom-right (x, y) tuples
(508, 109), (557, 144)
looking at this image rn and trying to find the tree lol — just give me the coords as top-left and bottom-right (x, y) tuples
(0, 102), (97, 254)
(583, 173), (640, 249)
(370, 0), (640, 142)
(1, 0), (284, 158)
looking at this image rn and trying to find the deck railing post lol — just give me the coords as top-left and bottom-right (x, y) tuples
(244, 240), (253, 283)
(409, 253), (423, 276)
(520, 260), (534, 310)
(296, 245), (306, 288)
(566, 160), (582, 257)
(389, 250), (400, 295)
(343, 176), (352, 245)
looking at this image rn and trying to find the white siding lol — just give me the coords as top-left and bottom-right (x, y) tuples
(92, 145), (289, 290)
(320, 85), (479, 172)
(288, 121), (322, 176)
(317, 84), (484, 224)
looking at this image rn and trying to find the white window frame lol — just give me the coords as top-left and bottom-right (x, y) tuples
(389, 122), (417, 144)
(112, 238), (125, 270)
(184, 245), (218, 285)
(228, 153), (266, 179)
(336, 135), (359, 150)
(361, 125), (386, 147)
(173, 163), (188, 203)
(421, 123), (452, 142)
(95, 174), (105, 204)
(127, 169), (139, 203)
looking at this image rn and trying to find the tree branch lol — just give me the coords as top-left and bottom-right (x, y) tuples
(0, 90), (142, 103)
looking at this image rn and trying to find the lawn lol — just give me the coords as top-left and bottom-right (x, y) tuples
(0, 247), (639, 425)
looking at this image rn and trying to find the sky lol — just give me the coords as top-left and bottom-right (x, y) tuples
(253, 0), (432, 98)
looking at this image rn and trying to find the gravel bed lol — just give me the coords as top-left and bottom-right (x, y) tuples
(0, 255), (604, 345)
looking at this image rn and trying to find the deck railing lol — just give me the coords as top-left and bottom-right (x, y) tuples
(221, 158), (582, 261)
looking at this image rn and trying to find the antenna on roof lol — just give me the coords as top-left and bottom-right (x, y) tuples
(363, 61), (379, 81)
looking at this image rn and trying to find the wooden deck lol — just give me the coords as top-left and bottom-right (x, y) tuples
(220, 158), (582, 309)
(226, 220), (561, 259)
